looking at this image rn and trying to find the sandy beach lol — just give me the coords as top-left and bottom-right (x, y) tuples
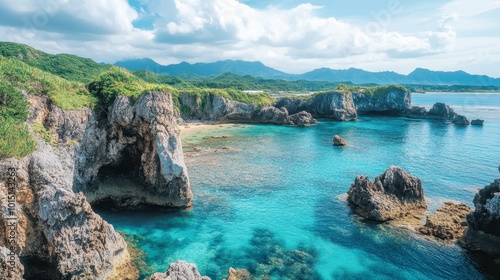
(178, 122), (245, 135)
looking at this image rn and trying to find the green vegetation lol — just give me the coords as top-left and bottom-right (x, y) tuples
(0, 42), (111, 83)
(336, 84), (409, 97)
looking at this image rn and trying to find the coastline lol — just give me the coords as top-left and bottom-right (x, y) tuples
(179, 122), (247, 135)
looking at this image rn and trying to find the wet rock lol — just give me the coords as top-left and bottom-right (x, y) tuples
(471, 119), (484, 126)
(148, 260), (210, 280)
(333, 135), (347, 146)
(418, 202), (471, 240)
(452, 114), (470, 125)
(347, 166), (427, 222)
(461, 179), (500, 256)
(210, 135), (231, 139)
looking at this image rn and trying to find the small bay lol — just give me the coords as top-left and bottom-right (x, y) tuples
(98, 93), (500, 280)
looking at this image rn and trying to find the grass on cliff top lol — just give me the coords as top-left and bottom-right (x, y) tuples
(338, 84), (410, 98)
(0, 55), (96, 110)
(0, 41), (112, 83)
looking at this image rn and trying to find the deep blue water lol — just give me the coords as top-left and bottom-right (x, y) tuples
(98, 93), (500, 279)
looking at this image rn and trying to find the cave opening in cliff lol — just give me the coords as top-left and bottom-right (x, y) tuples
(22, 256), (62, 280)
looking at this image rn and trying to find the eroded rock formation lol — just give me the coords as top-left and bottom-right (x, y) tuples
(333, 135), (347, 146)
(353, 88), (411, 114)
(461, 179), (500, 255)
(347, 166), (427, 222)
(418, 202), (471, 240)
(148, 260), (210, 280)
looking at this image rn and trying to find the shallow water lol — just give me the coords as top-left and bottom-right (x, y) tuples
(98, 93), (500, 280)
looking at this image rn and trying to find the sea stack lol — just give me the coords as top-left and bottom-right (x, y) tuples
(347, 166), (427, 222)
(333, 135), (347, 146)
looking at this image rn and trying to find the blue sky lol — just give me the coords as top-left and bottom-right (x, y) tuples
(0, 0), (499, 77)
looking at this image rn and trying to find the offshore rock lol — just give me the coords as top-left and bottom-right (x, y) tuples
(427, 102), (457, 119)
(461, 179), (500, 255)
(148, 260), (211, 280)
(287, 111), (316, 126)
(352, 87), (411, 114)
(347, 166), (427, 222)
(471, 119), (484, 125)
(75, 92), (193, 208)
(452, 114), (470, 126)
(333, 135), (347, 146)
(418, 202), (471, 240)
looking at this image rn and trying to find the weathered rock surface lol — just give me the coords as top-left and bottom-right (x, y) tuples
(471, 119), (484, 126)
(353, 88), (411, 114)
(0, 246), (24, 280)
(452, 114), (470, 125)
(75, 92), (193, 208)
(333, 135), (347, 146)
(418, 202), (471, 240)
(347, 166), (427, 222)
(254, 107), (316, 126)
(427, 102), (457, 119)
(286, 111), (316, 126)
(148, 260), (210, 280)
(461, 179), (500, 255)
(275, 91), (357, 121)
(226, 267), (252, 280)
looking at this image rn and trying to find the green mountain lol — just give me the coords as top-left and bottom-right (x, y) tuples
(0, 42), (111, 83)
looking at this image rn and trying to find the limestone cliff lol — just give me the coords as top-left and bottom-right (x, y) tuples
(353, 88), (411, 114)
(0, 91), (190, 279)
(461, 179), (500, 255)
(274, 91), (357, 121)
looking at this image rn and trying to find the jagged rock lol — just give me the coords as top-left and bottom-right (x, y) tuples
(255, 106), (289, 124)
(347, 166), (427, 222)
(226, 267), (252, 280)
(471, 119), (484, 125)
(452, 114), (470, 125)
(404, 105), (428, 117)
(418, 202), (471, 240)
(75, 92), (193, 208)
(428, 102), (457, 119)
(148, 260), (210, 280)
(333, 135), (347, 146)
(461, 179), (500, 255)
(353, 88), (411, 114)
(287, 111), (316, 126)
(0, 246), (24, 280)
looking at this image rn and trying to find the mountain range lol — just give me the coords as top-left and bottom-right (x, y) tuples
(115, 58), (500, 86)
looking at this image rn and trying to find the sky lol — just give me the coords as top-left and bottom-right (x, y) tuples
(0, 0), (499, 77)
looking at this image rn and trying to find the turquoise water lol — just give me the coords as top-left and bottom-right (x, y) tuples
(98, 93), (500, 280)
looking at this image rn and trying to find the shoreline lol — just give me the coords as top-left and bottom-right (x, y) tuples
(178, 122), (246, 134)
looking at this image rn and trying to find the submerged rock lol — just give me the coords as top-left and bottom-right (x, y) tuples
(148, 261), (210, 280)
(452, 114), (470, 125)
(418, 202), (471, 240)
(461, 179), (500, 256)
(471, 119), (484, 126)
(333, 135), (347, 146)
(347, 166), (427, 222)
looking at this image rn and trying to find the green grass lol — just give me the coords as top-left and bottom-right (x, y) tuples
(0, 118), (37, 159)
(336, 84), (409, 97)
(0, 41), (111, 83)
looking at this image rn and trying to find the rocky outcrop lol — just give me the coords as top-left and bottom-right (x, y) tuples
(404, 102), (457, 120)
(461, 179), (500, 255)
(180, 93), (316, 125)
(352, 88), (411, 114)
(347, 166), (427, 222)
(148, 260), (210, 280)
(418, 202), (471, 240)
(471, 119), (484, 125)
(275, 91), (357, 121)
(75, 93), (193, 208)
(333, 135), (347, 146)
(0, 246), (24, 280)
(452, 115), (470, 126)
(0, 90), (189, 279)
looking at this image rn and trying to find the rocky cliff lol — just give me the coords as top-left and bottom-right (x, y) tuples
(405, 102), (470, 125)
(347, 166), (427, 222)
(179, 92), (316, 125)
(461, 179), (500, 255)
(0, 91), (191, 279)
(274, 91), (357, 121)
(353, 88), (411, 114)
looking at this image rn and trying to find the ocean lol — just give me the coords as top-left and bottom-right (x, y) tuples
(97, 93), (500, 279)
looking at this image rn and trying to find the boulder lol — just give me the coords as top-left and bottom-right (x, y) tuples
(148, 261), (210, 280)
(452, 114), (470, 125)
(226, 267), (252, 280)
(471, 119), (484, 126)
(347, 166), (427, 222)
(333, 135), (347, 146)
(287, 111), (316, 126)
(461, 179), (500, 255)
(418, 202), (471, 240)
(428, 102), (457, 119)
